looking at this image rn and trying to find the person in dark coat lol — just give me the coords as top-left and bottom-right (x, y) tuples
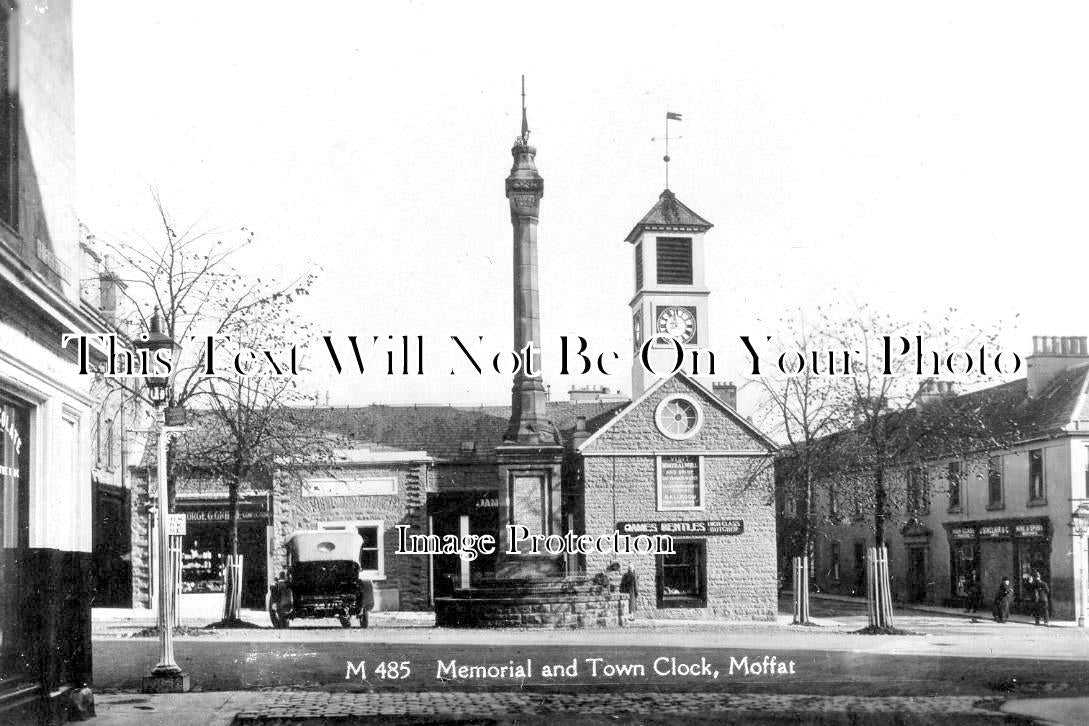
(992, 576), (1013, 623)
(619, 565), (639, 621)
(965, 572), (983, 613)
(1032, 571), (1050, 626)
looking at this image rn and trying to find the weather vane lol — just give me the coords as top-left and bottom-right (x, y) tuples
(652, 111), (683, 188)
(519, 75), (530, 145)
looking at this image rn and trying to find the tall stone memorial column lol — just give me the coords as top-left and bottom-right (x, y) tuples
(495, 91), (564, 579)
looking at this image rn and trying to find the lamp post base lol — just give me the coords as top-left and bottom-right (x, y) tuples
(141, 670), (191, 693)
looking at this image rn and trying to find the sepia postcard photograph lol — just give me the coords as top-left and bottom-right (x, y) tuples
(1, 1), (1088, 724)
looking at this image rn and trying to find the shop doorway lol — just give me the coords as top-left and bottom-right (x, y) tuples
(905, 546), (928, 603)
(92, 484), (132, 607)
(428, 493), (499, 599)
(657, 539), (707, 608)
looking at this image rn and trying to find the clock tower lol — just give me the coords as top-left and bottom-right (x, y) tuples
(627, 189), (713, 397)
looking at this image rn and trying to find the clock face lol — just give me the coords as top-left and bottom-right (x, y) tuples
(656, 306), (696, 344)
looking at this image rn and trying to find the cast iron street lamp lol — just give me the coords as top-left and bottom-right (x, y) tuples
(135, 309), (190, 692)
(1072, 503), (1089, 629)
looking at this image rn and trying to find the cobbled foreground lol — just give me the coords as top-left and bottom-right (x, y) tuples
(234, 691), (1027, 724)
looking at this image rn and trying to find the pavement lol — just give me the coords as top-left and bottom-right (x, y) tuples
(85, 594), (1089, 725)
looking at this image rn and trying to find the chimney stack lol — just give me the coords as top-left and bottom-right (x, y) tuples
(712, 381), (738, 410)
(915, 378), (956, 406)
(1027, 334), (1089, 397)
(571, 415), (590, 449)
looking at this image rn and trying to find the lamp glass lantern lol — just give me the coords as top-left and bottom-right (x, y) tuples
(135, 309), (177, 407)
(1073, 504), (1089, 537)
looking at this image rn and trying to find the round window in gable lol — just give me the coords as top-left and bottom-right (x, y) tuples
(655, 395), (703, 440)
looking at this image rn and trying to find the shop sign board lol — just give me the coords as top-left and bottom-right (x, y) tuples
(948, 519), (1050, 541)
(978, 524), (1011, 539)
(179, 496), (270, 523)
(616, 519), (744, 536)
(1014, 522), (1047, 539)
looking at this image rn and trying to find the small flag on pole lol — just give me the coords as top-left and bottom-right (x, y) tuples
(666, 111), (683, 121)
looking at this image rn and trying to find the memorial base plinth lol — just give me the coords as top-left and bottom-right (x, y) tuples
(434, 576), (629, 628)
(141, 670), (191, 693)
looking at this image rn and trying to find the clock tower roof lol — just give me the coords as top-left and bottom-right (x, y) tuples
(625, 189), (713, 244)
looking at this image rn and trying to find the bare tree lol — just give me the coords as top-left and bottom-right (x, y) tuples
(818, 304), (1018, 632)
(95, 191), (323, 624)
(754, 311), (850, 625)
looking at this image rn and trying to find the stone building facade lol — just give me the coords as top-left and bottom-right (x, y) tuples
(779, 336), (1089, 622)
(577, 374), (778, 619)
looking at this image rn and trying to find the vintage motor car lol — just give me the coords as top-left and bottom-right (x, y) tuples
(268, 530), (374, 628)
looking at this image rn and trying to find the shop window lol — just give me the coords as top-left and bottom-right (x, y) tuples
(947, 461), (962, 512)
(181, 537), (224, 594)
(1028, 449), (1045, 503)
(320, 520), (384, 579)
(987, 456), (1004, 509)
(657, 455), (703, 510)
(1016, 541), (1049, 601)
(950, 542), (978, 599)
(655, 237), (692, 285)
(906, 467), (929, 514)
(656, 540), (706, 608)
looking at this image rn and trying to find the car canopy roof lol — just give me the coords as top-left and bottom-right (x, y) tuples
(284, 530), (363, 562)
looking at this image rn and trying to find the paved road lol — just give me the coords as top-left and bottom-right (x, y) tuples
(94, 636), (1089, 698)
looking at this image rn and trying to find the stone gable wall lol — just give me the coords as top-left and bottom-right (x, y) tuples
(583, 376), (765, 453)
(580, 375), (777, 620)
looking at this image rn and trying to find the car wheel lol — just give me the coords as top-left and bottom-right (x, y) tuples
(338, 614), (352, 628)
(358, 611), (369, 628)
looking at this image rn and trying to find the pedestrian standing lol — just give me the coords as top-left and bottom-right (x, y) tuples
(992, 576), (1013, 623)
(620, 565), (639, 621)
(1032, 570), (1050, 626)
(965, 572), (983, 613)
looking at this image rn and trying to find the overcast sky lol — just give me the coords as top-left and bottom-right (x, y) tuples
(72, 1), (1089, 413)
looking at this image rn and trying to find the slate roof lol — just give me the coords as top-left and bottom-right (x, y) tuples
(786, 363), (1089, 466)
(139, 400), (630, 471)
(624, 189), (713, 243)
(302, 400), (628, 463)
(952, 363), (1089, 441)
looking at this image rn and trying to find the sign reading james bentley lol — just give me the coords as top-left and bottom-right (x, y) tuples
(616, 519), (744, 536)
